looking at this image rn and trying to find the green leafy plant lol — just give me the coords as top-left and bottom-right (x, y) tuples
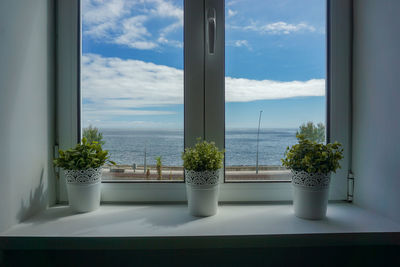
(83, 125), (105, 145)
(155, 156), (162, 179)
(156, 156), (162, 168)
(281, 134), (343, 174)
(182, 138), (224, 172)
(53, 137), (116, 170)
(296, 122), (325, 143)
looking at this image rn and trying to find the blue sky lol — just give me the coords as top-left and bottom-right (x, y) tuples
(81, 0), (326, 129)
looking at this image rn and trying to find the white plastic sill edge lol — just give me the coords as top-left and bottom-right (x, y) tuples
(1, 202), (399, 249)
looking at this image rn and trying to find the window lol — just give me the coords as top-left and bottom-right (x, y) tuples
(81, 0), (184, 182)
(224, 0), (326, 182)
(57, 0), (351, 202)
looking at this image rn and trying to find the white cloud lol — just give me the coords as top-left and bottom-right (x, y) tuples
(229, 40), (251, 49)
(82, 53), (183, 108)
(82, 0), (183, 50)
(150, 0), (183, 20)
(157, 36), (183, 48)
(227, 9), (237, 18)
(82, 53), (324, 127)
(225, 78), (324, 102)
(84, 109), (175, 116)
(150, 0), (183, 46)
(82, 0), (130, 38)
(82, 53), (324, 122)
(227, 0), (242, 7)
(83, 119), (178, 129)
(82, 0), (127, 24)
(114, 15), (158, 49)
(261, 22), (316, 34)
(231, 21), (316, 35)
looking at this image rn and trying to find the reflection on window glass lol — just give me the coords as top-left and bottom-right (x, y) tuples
(81, 0), (184, 181)
(225, 0), (326, 181)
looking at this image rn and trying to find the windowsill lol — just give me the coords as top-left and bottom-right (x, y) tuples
(101, 169), (291, 182)
(1, 202), (399, 250)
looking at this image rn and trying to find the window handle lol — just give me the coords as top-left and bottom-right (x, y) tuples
(206, 8), (216, 55)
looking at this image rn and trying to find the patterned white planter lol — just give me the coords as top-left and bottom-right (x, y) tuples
(65, 168), (102, 213)
(291, 170), (331, 220)
(185, 170), (220, 217)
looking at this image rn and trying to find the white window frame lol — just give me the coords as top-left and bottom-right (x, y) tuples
(56, 0), (352, 202)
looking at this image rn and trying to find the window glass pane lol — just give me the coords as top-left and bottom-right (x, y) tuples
(81, 0), (184, 181)
(225, 0), (326, 181)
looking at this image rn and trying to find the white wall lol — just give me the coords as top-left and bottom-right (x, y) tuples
(353, 0), (400, 223)
(0, 0), (55, 232)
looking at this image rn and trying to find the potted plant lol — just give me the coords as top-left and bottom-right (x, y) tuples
(281, 134), (343, 220)
(53, 137), (115, 213)
(182, 138), (224, 216)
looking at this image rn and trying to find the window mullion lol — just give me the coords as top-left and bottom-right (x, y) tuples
(184, 0), (206, 148)
(57, 0), (80, 202)
(204, 0), (225, 182)
(328, 0), (352, 200)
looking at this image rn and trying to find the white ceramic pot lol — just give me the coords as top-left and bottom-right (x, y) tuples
(65, 168), (102, 213)
(185, 170), (220, 217)
(291, 170), (331, 220)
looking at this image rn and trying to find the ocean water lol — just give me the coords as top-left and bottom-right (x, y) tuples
(101, 129), (298, 166)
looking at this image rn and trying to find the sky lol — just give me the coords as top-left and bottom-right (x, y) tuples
(81, 0), (326, 129)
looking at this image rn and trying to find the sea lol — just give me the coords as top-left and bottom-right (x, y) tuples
(101, 128), (298, 167)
